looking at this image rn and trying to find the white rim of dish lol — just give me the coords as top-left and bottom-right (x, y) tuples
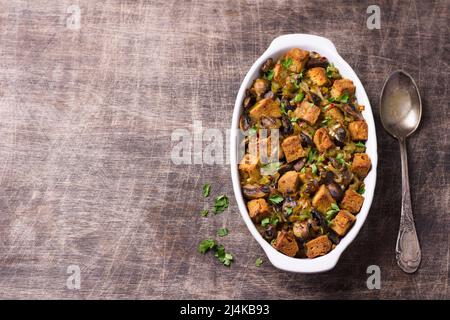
(230, 34), (378, 273)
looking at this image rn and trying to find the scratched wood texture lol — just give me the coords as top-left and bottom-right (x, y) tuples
(0, 0), (448, 299)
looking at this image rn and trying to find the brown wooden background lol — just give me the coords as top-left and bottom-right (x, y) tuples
(0, 0), (448, 299)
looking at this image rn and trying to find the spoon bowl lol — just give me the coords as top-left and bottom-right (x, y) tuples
(380, 70), (422, 139)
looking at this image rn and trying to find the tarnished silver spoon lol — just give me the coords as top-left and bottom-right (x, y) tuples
(380, 70), (422, 273)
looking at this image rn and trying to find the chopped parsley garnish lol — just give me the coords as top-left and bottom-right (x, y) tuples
(261, 161), (281, 175)
(326, 63), (337, 78)
(285, 207), (293, 216)
(213, 195), (229, 214)
(290, 117), (299, 123)
(201, 209), (209, 217)
(202, 183), (211, 197)
(255, 258), (263, 267)
(355, 141), (366, 148)
(215, 245), (233, 266)
(338, 93), (349, 103)
(280, 102), (287, 115)
(294, 91), (304, 102)
(307, 149), (317, 163)
(266, 69), (274, 80)
(261, 218), (270, 227)
(268, 194), (284, 205)
(281, 57), (293, 69)
(336, 153), (345, 165)
(198, 239), (216, 254)
(300, 167), (306, 173)
(328, 97), (335, 103)
(248, 125), (257, 136)
(357, 184), (365, 195)
(311, 163), (318, 175)
(199, 239), (233, 267)
(217, 228), (229, 237)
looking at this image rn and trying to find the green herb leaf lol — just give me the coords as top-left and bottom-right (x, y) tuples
(355, 142), (366, 148)
(281, 57), (293, 69)
(213, 195), (229, 214)
(307, 149), (317, 164)
(326, 63), (337, 78)
(285, 207), (293, 216)
(328, 97), (335, 103)
(248, 125), (257, 136)
(214, 245), (233, 266)
(294, 92), (304, 103)
(266, 69), (274, 80)
(202, 183), (211, 197)
(268, 194), (284, 205)
(338, 93), (349, 103)
(261, 218), (270, 227)
(331, 203), (340, 211)
(198, 239), (216, 254)
(217, 228), (229, 237)
(300, 167), (306, 173)
(290, 117), (299, 123)
(311, 163), (318, 174)
(357, 184), (365, 195)
(261, 161), (282, 175)
(255, 258), (263, 267)
(280, 102), (287, 115)
(201, 209), (209, 217)
(270, 217), (279, 226)
(336, 153), (345, 165)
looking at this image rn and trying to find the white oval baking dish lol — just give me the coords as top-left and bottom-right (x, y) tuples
(230, 34), (378, 273)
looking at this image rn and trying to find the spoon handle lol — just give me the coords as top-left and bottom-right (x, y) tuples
(396, 139), (421, 273)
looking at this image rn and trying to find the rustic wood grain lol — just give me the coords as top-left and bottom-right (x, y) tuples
(0, 0), (448, 299)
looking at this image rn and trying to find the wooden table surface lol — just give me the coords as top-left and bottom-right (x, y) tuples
(0, 0), (448, 299)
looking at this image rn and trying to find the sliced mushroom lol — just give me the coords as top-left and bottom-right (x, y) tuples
(261, 58), (274, 73)
(306, 57), (329, 69)
(242, 184), (270, 199)
(281, 115), (293, 136)
(300, 132), (313, 147)
(261, 115), (281, 129)
(293, 221), (310, 239)
(341, 103), (363, 120)
(327, 182), (344, 202)
(293, 159), (305, 172)
(239, 113), (252, 131)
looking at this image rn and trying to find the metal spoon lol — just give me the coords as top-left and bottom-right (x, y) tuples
(380, 70), (422, 273)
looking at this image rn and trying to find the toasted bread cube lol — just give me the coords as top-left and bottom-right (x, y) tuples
(274, 231), (299, 257)
(351, 153), (372, 178)
(330, 210), (356, 236)
(305, 235), (332, 258)
(239, 154), (260, 180)
(251, 78), (270, 97)
(278, 171), (300, 195)
(281, 135), (306, 163)
(330, 78), (356, 99)
(312, 184), (336, 214)
(340, 189), (364, 214)
(249, 98), (281, 121)
(247, 198), (270, 222)
(284, 48), (310, 73)
(307, 67), (328, 86)
(348, 120), (368, 141)
(325, 107), (344, 123)
(273, 62), (287, 83)
(313, 128), (335, 153)
(294, 100), (321, 125)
